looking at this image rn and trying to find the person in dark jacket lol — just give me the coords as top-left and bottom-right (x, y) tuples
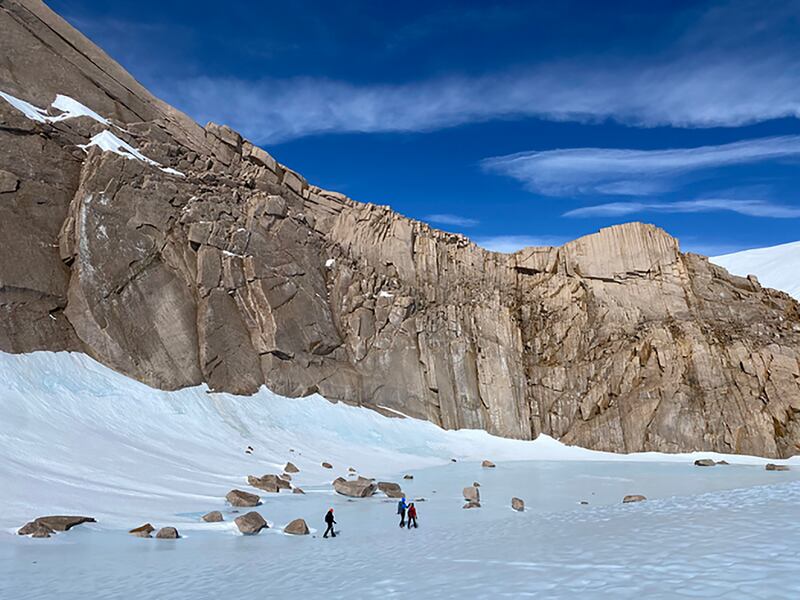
(323, 508), (336, 538)
(406, 502), (418, 529)
(397, 497), (408, 527)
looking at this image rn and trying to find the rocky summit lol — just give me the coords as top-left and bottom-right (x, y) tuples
(1, 0), (799, 458)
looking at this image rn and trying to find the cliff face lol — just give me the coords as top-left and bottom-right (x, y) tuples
(2, 0), (799, 457)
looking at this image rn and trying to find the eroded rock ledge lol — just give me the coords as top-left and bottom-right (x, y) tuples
(1, 0), (799, 457)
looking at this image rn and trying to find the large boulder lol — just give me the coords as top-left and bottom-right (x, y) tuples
(22, 516), (96, 532)
(235, 511), (268, 535)
(156, 527), (180, 539)
(463, 486), (480, 503)
(284, 518), (310, 535)
(284, 462), (300, 473)
(226, 489), (261, 507)
(482, 460), (496, 468)
(202, 511), (224, 523)
(694, 458), (716, 467)
(623, 495), (647, 503)
(248, 474), (291, 493)
(377, 481), (404, 498)
(129, 523), (155, 538)
(333, 477), (376, 497)
(511, 497), (525, 511)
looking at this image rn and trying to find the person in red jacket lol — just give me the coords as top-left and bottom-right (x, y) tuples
(406, 502), (418, 529)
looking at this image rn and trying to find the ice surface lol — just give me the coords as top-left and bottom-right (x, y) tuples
(1, 350), (798, 598)
(712, 240), (800, 300)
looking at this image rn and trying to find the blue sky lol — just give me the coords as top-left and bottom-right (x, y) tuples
(51, 0), (800, 255)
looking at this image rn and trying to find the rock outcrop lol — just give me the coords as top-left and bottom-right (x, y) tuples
(333, 477), (376, 497)
(1, 0), (799, 457)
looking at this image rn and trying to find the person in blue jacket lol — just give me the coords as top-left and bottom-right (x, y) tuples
(397, 497), (408, 527)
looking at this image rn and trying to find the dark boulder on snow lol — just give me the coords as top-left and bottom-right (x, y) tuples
(226, 489), (261, 507)
(202, 511), (224, 523)
(481, 460), (496, 468)
(235, 511), (267, 535)
(18, 521), (55, 537)
(511, 497), (525, 512)
(403, 474), (413, 480)
(129, 523), (155, 537)
(322, 462), (333, 469)
(463, 486), (480, 503)
(765, 463), (790, 471)
(694, 458), (716, 467)
(293, 487), (305, 494)
(284, 462), (300, 473)
(284, 518), (310, 535)
(22, 516), (96, 532)
(155, 527), (180, 539)
(623, 495), (647, 503)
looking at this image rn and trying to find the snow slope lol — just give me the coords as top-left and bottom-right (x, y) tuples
(712, 240), (800, 300)
(1, 350), (797, 536)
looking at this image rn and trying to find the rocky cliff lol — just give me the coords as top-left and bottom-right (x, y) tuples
(2, 0), (799, 457)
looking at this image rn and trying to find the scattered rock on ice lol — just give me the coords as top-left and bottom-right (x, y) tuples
(511, 497), (525, 512)
(463, 486), (480, 503)
(284, 518), (310, 535)
(482, 460), (496, 468)
(333, 477), (376, 497)
(322, 462), (333, 469)
(284, 462), (300, 473)
(226, 489), (261, 507)
(293, 487), (305, 494)
(694, 459), (716, 467)
(348, 467), (357, 473)
(716, 460), (730, 465)
(473, 481), (481, 487)
(377, 481), (404, 498)
(623, 495), (647, 503)
(403, 474), (413, 480)
(156, 527), (180, 539)
(766, 463), (790, 471)
(18, 521), (55, 538)
(202, 511), (224, 523)
(248, 474), (291, 493)
(245, 446), (254, 454)
(235, 511), (268, 535)
(129, 523), (155, 538)
(31, 516), (96, 531)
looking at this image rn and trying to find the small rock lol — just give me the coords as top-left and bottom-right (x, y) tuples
(511, 497), (525, 512)
(322, 462), (333, 469)
(292, 487), (305, 494)
(348, 467), (356, 473)
(414, 497), (426, 502)
(284, 518), (310, 535)
(155, 527), (180, 539)
(694, 458), (716, 467)
(245, 446), (254, 454)
(766, 463), (790, 471)
(18, 521), (55, 537)
(481, 460), (496, 468)
(235, 511), (268, 535)
(463, 501), (481, 509)
(450, 458), (457, 463)
(202, 511), (224, 523)
(623, 495), (647, 503)
(716, 460), (729, 465)
(226, 489), (261, 507)
(285, 462), (300, 473)
(377, 481), (404, 498)
(473, 481), (481, 487)
(129, 523), (155, 537)
(463, 486), (480, 503)
(403, 474), (413, 480)
(580, 501), (589, 505)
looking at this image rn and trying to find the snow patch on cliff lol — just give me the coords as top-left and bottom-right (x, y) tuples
(712, 240), (800, 300)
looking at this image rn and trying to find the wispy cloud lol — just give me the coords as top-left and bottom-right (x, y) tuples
(423, 213), (479, 227)
(481, 136), (800, 197)
(475, 235), (568, 253)
(564, 198), (800, 218)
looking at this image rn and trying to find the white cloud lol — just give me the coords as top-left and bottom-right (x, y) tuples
(474, 235), (568, 253)
(563, 198), (800, 218)
(481, 136), (800, 197)
(423, 213), (479, 227)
